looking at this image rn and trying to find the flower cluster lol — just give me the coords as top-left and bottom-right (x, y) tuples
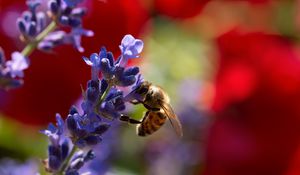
(42, 34), (143, 174)
(41, 114), (94, 174)
(0, 0), (93, 90)
(0, 48), (29, 89)
(17, 0), (93, 52)
(17, 0), (46, 42)
(40, 0), (93, 52)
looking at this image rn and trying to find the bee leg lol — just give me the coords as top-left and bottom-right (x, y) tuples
(119, 114), (141, 124)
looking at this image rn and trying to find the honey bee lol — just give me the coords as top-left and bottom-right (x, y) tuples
(120, 81), (183, 137)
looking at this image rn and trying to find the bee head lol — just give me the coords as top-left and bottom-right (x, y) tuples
(124, 81), (151, 102)
(135, 81), (150, 95)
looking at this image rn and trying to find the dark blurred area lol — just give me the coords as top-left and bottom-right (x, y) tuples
(0, 0), (300, 175)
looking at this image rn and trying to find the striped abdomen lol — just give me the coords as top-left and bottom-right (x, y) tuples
(137, 111), (167, 136)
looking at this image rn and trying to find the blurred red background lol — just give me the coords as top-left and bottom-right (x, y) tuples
(0, 0), (300, 175)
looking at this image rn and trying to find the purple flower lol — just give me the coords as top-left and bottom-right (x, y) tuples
(118, 34), (144, 67)
(26, 0), (41, 12)
(41, 114), (70, 173)
(38, 27), (94, 53)
(5, 52), (29, 78)
(123, 74), (145, 102)
(63, 0), (83, 8)
(17, 1), (46, 39)
(66, 106), (110, 148)
(97, 88), (126, 119)
(41, 113), (65, 146)
(16, 0), (93, 52)
(38, 31), (66, 51)
(64, 27), (94, 53)
(83, 46), (140, 87)
(42, 34), (145, 174)
(0, 48), (27, 90)
(48, 0), (87, 28)
(65, 150), (94, 175)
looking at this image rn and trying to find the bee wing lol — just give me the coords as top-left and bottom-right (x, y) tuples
(159, 101), (183, 137)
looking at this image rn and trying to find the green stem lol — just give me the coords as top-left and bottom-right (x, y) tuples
(57, 145), (78, 175)
(94, 83), (113, 116)
(21, 21), (57, 57)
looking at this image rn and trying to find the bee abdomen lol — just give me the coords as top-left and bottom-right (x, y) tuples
(137, 112), (166, 136)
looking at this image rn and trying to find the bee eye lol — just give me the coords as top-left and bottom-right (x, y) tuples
(137, 86), (148, 94)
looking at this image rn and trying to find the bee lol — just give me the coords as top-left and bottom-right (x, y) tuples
(120, 81), (183, 137)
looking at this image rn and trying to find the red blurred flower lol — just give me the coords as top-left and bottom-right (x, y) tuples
(0, 0), (149, 125)
(203, 30), (300, 175)
(153, 0), (210, 19)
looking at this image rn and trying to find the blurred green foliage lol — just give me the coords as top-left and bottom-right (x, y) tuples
(141, 18), (211, 104)
(0, 115), (47, 160)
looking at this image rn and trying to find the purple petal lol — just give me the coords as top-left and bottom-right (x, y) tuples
(121, 34), (135, 47)
(6, 52), (29, 78)
(134, 40), (143, 54)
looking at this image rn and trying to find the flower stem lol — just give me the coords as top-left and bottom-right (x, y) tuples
(94, 82), (112, 117)
(21, 21), (57, 57)
(57, 145), (78, 175)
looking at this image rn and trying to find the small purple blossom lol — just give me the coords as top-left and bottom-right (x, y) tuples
(41, 114), (69, 173)
(17, 1), (46, 40)
(41, 113), (65, 146)
(0, 50), (28, 89)
(5, 52), (29, 78)
(37, 31), (66, 51)
(26, 0), (41, 12)
(38, 28), (94, 52)
(48, 0), (86, 28)
(118, 34), (144, 67)
(124, 74), (145, 102)
(83, 37), (141, 87)
(64, 27), (94, 52)
(66, 106), (110, 148)
(98, 88), (126, 119)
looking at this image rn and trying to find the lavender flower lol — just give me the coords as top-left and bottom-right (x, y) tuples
(5, 52), (29, 78)
(17, 0), (92, 50)
(48, 0), (85, 28)
(118, 34), (144, 67)
(83, 43), (142, 88)
(38, 5), (94, 52)
(42, 34), (144, 174)
(123, 74), (145, 102)
(63, 27), (94, 53)
(66, 106), (110, 148)
(17, 0), (46, 41)
(0, 0), (93, 90)
(41, 114), (94, 174)
(0, 49), (28, 89)
(38, 27), (94, 52)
